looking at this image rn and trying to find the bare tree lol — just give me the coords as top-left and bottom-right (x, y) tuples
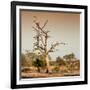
(32, 16), (66, 73)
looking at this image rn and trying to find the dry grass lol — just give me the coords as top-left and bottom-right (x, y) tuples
(21, 72), (64, 78)
(21, 65), (80, 78)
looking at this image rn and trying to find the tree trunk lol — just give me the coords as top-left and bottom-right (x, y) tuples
(37, 67), (40, 72)
(45, 54), (51, 73)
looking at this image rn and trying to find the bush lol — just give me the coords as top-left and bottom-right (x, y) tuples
(21, 54), (27, 67)
(32, 58), (46, 72)
(52, 66), (60, 73)
(56, 57), (66, 66)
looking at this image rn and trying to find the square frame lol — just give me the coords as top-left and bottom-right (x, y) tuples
(11, 1), (88, 89)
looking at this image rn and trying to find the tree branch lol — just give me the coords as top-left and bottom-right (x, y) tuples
(42, 20), (48, 29)
(48, 42), (60, 53)
(32, 26), (39, 32)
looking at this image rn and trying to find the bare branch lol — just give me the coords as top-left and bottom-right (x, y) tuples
(34, 21), (46, 35)
(33, 16), (37, 23)
(32, 26), (39, 32)
(48, 42), (60, 53)
(45, 30), (50, 33)
(33, 42), (39, 48)
(33, 16), (37, 20)
(33, 26), (46, 47)
(59, 42), (68, 45)
(39, 36), (45, 45)
(39, 45), (45, 51)
(42, 20), (48, 29)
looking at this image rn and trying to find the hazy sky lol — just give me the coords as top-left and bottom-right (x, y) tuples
(21, 10), (80, 60)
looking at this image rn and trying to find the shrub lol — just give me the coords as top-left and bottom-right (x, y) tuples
(52, 66), (60, 73)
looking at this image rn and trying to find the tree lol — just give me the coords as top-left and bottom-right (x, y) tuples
(56, 56), (66, 66)
(63, 53), (75, 61)
(56, 56), (62, 62)
(32, 16), (66, 73)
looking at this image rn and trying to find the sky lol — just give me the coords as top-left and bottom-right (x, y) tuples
(20, 10), (80, 60)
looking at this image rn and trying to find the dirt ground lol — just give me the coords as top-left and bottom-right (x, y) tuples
(21, 71), (80, 78)
(21, 72), (64, 78)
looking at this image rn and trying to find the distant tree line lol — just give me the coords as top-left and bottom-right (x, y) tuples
(21, 52), (80, 73)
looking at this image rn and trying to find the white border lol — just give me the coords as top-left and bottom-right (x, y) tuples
(16, 6), (85, 85)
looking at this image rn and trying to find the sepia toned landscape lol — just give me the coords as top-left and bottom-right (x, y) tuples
(20, 10), (80, 78)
